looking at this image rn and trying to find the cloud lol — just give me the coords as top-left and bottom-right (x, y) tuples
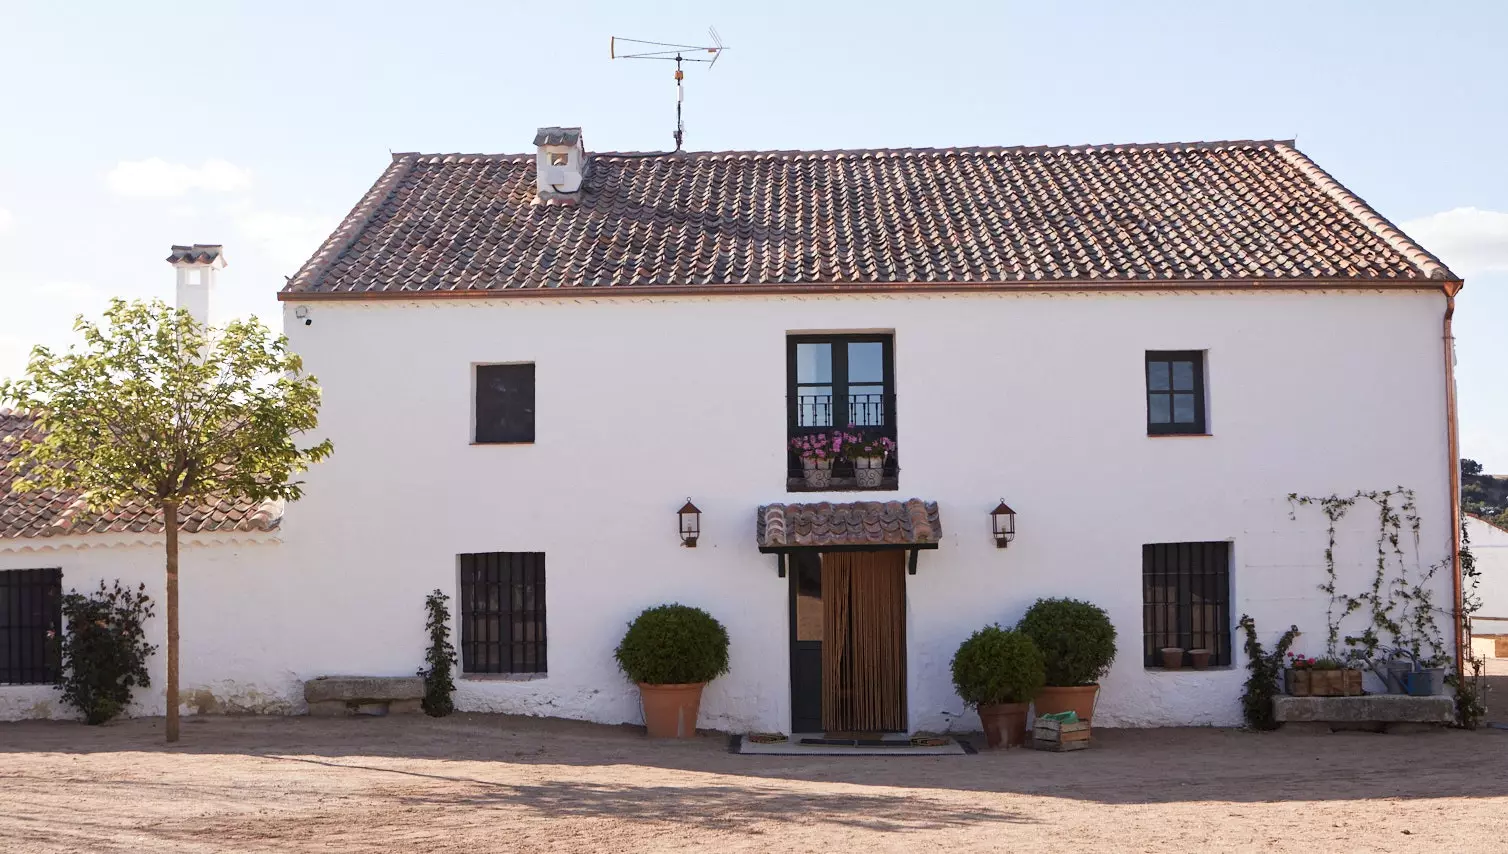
(0, 207), (13, 233)
(106, 158), (252, 198)
(236, 210), (337, 272)
(1401, 207), (1508, 277)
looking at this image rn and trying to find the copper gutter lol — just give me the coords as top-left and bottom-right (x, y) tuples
(278, 279), (1445, 302)
(1443, 283), (1465, 678)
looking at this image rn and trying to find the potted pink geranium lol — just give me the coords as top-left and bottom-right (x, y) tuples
(790, 432), (844, 488)
(844, 431), (894, 489)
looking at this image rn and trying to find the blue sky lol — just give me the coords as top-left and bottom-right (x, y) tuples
(1, 1), (1503, 466)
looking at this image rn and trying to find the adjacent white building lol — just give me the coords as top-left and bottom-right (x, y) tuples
(1, 136), (1468, 731)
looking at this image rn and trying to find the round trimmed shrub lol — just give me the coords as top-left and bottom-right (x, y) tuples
(1016, 598), (1118, 686)
(614, 604), (731, 685)
(950, 625), (1045, 707)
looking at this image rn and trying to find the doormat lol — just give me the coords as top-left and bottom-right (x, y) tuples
(730, 734), (974, 756)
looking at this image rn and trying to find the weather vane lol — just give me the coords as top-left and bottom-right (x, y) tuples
(610, 27), (728, 152)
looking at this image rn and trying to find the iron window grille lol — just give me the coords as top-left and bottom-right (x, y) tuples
(459, 552), (547, 674)
(475, 363), (536, 444)
(1142, 542), (1231, 667)
(1, 568), (61, 685)
(1145, 351), (1207, 435)
(786, 334), (899, 491)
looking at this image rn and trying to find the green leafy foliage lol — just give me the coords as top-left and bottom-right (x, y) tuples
(1462, 458), (1508, 520)
(950, 625), (1045, 707)
(1, 300), (331, 741)
(1238, 615), (1300, 731)
(614, 604), (730, 685)
(1015, 598), (1118, 686)
(418, 589), (456, 717)
(57, 580), (158, 725)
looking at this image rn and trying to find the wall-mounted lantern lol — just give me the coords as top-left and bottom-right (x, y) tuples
(678, 499), (701, 547)
(990, 500), (1016, 548)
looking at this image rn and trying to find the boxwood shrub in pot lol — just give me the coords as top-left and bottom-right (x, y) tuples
(614, 603), (730, 738)
(1016, 598), (1117, 721)
(950, 625), (1046, 748)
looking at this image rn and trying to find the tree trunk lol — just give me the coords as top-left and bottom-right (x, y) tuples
(164, 499), (180, 743)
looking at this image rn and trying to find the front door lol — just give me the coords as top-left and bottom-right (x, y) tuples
(789, 549), (907, 733)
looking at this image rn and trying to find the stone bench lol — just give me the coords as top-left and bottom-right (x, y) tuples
(304, 676), (425, 717)
(1273, 695), (1455, 733)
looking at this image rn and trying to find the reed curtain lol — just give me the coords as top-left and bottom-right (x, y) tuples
(821, 550), (907, 732)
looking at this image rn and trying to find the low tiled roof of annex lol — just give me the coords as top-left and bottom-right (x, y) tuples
(0, 410), (282, 540)
(757, 499), (941, 550)
(281, 139), (1456, 297)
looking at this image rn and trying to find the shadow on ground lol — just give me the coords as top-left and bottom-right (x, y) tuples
(2, 712), (1506, 807)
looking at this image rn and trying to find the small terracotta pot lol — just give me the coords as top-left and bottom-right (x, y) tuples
(637, 682), (706, 738)
(977, 702), (1031, 749)
(1161, 648), (1185, 670)
(1033, 684), (1099, 722)
(1188, 649), (1211, 670)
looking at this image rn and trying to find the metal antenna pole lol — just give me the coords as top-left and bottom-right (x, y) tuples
(674, 53), (685, 151)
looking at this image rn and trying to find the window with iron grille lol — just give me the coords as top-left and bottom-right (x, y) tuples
(786, 333), (898, 491)
(1143, 542), (1231, 667)
(1145, 351), (1207, 435)
(1, 568), (62, 685)
(458, 552), (546, 674)
(474, 363), (536, 444)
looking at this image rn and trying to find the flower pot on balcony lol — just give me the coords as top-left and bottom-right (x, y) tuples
(852, 455), (884, 488)
(801, 458), (833, 489)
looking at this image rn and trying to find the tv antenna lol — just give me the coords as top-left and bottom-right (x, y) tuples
(610, 27), (728, 152)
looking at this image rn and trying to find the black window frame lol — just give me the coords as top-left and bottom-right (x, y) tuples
(1145, 350), (1207, 435)
(785, 333), (898, 491)
(458, 552), (547, 675)
(1142, 542), (1231, 667)
(1, 568), (62, 685)
(474, 363), (536, 445)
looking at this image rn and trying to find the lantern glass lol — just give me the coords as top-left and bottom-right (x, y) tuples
(678, 499), (701, 547)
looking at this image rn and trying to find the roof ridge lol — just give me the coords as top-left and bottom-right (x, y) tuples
(1273, 143), (1458, 282)
(394, 138), (1298, 163)
(284, 154), (418, 292)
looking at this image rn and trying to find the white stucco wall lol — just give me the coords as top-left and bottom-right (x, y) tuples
(0, 534), (294, 721)
(255, 287), (1455, 732)
(4, 288), (1454, 729)
(1467, 515), (1508, 650)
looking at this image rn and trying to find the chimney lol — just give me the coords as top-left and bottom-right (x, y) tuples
(166, 244), (225, 328)
(533, 127), (585, 204)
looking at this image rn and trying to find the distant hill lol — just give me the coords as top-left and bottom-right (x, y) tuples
(1463, 459), (1508, 527)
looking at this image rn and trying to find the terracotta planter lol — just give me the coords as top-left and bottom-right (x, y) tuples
(1188, 649), (1211, 670)
(1033, 684), (1099, 722)
(977, 702), (1031, 749)
(1161, 647), (1184, 670)
(637, 682), (706, 738)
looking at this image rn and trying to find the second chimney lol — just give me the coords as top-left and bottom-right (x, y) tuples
(166, 244), (225, 328)
(533, 127), (585, 204)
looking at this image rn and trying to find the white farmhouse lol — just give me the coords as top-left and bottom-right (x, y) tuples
(1, 133), (1468, 731)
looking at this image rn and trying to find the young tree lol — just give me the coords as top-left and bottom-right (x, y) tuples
(0, 300), (331, 742)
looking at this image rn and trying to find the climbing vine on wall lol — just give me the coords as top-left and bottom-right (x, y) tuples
(1287, 487), (1446, 670)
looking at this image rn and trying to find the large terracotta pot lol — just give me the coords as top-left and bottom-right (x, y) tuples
(977, 702), (1031, 749)
(637, 682), (706, 738)
(1033, 684), (1099, 722)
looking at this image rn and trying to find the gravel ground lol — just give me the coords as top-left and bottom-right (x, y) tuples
(1, 713), (1505, 853)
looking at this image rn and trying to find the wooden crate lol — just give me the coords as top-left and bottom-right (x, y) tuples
(1030, 718), (1091, 752)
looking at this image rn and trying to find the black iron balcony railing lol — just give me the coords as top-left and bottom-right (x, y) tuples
(787, 392), (898, 492)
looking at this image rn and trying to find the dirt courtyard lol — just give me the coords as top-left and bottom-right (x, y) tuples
(1, 714), (1504, 853)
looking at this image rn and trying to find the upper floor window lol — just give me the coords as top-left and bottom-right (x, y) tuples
(1, 568), (61, 685)
(475, 363), (535, 444)
(787, 334), (897, 491)
(1146, 351), (1207, 435)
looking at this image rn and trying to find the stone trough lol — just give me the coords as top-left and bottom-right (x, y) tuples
(1273, 695), (1455, 733)
(304, 676), (425, 717)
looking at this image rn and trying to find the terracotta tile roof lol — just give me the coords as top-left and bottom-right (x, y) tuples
(0, 410), (282, 540)
(281, 139), (1456, 298)
(757, 499), (942, 550)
